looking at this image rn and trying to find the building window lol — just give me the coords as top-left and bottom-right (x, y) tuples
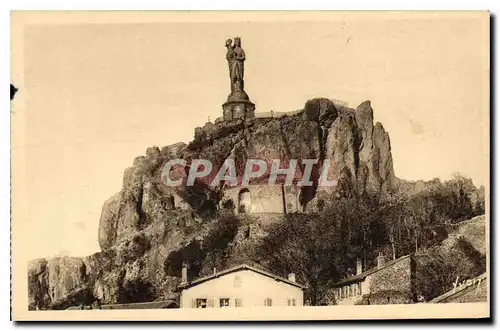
(195, 299), (207, 308)
(219, 298), (230, 307)
(358, 282), (362, 296)
(264, 298), (272, 306)
(234, 276), (241, 288)
(287, 298), (296, 306)
(235, 298), (243, 307)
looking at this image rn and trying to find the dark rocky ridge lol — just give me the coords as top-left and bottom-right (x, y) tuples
(28, 98), (399, 309)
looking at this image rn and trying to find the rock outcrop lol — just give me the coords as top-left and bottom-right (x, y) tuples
(28, 98), (399, 309)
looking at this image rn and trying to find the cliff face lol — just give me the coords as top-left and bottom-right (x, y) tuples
(28, 98), (398, 309)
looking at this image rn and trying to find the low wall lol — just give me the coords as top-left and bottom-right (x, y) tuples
(67, 299), (179, 310)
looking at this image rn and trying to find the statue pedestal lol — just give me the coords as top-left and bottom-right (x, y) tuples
(222, 100), (255, 121)
(222, 91), (255, 121)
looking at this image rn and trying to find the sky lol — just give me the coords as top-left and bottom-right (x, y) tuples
(12, 12), (489, 261)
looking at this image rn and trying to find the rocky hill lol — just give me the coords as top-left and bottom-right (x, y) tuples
(414, 215), (486, 301)
(28, 97), (475, 309)
(447, 215), (486, 255)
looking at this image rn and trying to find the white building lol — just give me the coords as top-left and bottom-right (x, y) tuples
(178, 264), (305, 308)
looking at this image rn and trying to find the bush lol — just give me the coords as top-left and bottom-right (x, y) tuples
(117, 279), (157, 304)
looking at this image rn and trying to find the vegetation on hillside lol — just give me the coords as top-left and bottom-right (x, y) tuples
(256, 173), (485, 304)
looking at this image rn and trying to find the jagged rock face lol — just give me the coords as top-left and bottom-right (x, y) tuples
(355, 101), (396, 194)
(28, 98), (399, 309)
(98, 193), (121, 250)
(373, 122), (396, 191)
(323, 110), (359, 197)
(30, 210), (214, 309)
(98, 97), (396, 250)
(98, 142), (195, 250)
(28, 257), (88, 309)
(317, 100), (396, 202)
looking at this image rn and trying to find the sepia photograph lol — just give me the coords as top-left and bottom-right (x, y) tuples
(10, 10), (490, 321)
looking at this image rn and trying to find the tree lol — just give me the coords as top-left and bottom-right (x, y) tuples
(379, 194), (408, 260)
(257, 196), (387, 305)
(117, 279), (156, 304)
(254, 172), (483, 304)
(415, 238), (486, 301)
(448, 173), (474, 221)
(258, 212), (344, 305)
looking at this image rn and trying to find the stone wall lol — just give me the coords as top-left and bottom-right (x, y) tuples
(222, 185), (300, 214)
(363, 256), (415, 304)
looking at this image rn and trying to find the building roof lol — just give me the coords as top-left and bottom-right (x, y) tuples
(333, 255), (412, 287)
(429, 272), (487, 303)
(178, 264), (306, 290)
(67, 299), (179, 310)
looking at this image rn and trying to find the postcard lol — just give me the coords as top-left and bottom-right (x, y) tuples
(10, 10), (490, 321)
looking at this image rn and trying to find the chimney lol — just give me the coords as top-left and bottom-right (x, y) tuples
(356, 258), (363, 275)
(288, 272), (296, 283)
(181, 262), (188, 285)
(377, 253), (385, 269)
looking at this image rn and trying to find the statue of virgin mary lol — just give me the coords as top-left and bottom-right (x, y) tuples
(226, 37), (246, 93)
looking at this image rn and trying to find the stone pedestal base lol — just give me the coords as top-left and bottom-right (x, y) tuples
(222, 90), (255, 121)
(222, 100), (255, 121)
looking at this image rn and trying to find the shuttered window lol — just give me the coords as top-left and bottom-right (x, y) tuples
(219, 298), (230, 307)
(235, 298), (243, 307)
(195, 299), (207, 308)
(264, 298), (272, 306)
